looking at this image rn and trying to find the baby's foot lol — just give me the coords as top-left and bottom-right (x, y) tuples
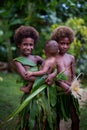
(20, 86), (30, 93)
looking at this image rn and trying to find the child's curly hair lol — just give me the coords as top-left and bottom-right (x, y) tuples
(51, 26), (74, 43)
(14, 25), (39, 47)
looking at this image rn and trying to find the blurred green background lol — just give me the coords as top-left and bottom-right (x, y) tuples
(0, 0), (87, 76)
(0, 0), (87, 129)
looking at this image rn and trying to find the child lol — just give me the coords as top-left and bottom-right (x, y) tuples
(13, 25), (57, 130)
(14, 25), (43, 93)
(25, 40), (58, 83)
(14, 25), (44, 130)
(51, 26), (80, 130)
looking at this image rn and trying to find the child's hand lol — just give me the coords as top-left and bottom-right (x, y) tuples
(65, 87), (71, 94)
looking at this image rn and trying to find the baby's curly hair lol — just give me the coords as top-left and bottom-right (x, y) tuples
(51, 26), (74, 43)
(14, 25), (39, 47)
(44, 40), (58, 56)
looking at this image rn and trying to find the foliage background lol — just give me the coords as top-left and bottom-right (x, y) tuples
(0, 0), (87, 77)
(0, 0), (87, 129)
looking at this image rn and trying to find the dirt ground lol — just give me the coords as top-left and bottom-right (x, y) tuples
(60, 89), (87, 130)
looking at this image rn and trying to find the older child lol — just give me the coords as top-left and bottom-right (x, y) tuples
(51, 26), (80, 130)
(14, 25), (44, 130)
(14, 25), (43, 93)
(13, 25), (58, 130)
(25, 40), (58, 86)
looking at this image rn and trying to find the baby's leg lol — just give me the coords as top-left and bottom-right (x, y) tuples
(20, 82), (33, 93)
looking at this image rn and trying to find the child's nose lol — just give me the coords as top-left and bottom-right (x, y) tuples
(27, 45), (31, 49)
(64, 44), (68, 48)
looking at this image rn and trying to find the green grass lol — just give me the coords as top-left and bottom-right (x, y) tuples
(0, 72), (22, 130)
(0, 72), (87, 130)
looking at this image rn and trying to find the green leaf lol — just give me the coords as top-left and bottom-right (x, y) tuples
(56, 71), (68, 81)
(14, 56), (36, 66)
(47, 87), (54, 130)
(29, 66), (38, 72)
(0, 85), (47, 127)
(31, 75), (47, 93)
(29, 100), (38, 130)
(49, 84), (57, 107)
(0, 71), (68, 126)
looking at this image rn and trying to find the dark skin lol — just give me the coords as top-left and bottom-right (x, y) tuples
(55, 37), (79, 130)
(25, 55), (57, 77)
(39, 37), (79, 130)
(14, 37), (44, 93)
(24, 40), (58, 92)
(14, 38), (55, 93)
(56, 37), (75, 92)
(25, 39), (59, 77)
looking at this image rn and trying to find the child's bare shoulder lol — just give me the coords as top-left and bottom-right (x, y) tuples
(68, 54), (74, 58)
(34, 55), (43, 64)
(67, 54), (75, 61)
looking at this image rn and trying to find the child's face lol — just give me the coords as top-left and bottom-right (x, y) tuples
(18, 38), (34, 56)
(58, 37), (70, 55)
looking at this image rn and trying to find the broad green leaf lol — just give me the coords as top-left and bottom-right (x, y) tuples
(47, 87), (53, 130)
(0, 85), (47, 127)
(49, 84), (57, 107)
(14, 56), (36, 66)
(0, 71), (67, 126)
(31, 75), (47, 93)
(29, 100), (38, 130)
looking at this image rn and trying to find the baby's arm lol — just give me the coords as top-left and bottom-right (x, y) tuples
(45, 69), (57, 85)
(25, 61), (50, 77)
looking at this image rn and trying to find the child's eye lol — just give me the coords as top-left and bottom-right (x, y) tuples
(61, 42), (69, 45)
(61, 42), (65, 45)
(30, 43), (33, 46)
(22, 42), (28, 46)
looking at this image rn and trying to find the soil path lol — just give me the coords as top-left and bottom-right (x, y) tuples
(60, 88), (87, 130)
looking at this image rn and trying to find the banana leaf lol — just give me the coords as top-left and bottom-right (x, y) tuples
(14, 56), (36, 66)
(0, 70), (67, 127)
(31, 75), (47, 93)
(49, 84), (57, 107)
(0, 84), (47, 127)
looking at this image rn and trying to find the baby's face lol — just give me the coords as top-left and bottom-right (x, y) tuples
(18, 38), (34, 56)
(58, 37), (70, 54)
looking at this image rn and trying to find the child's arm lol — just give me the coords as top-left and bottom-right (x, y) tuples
(71, 56), (76, 80)
(14, 61), (36, 81)
(14, 61), (27, 80)
(56, 80), (71, 93)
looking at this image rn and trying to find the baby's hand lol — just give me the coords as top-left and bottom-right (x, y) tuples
(25, 71), (33, 78)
